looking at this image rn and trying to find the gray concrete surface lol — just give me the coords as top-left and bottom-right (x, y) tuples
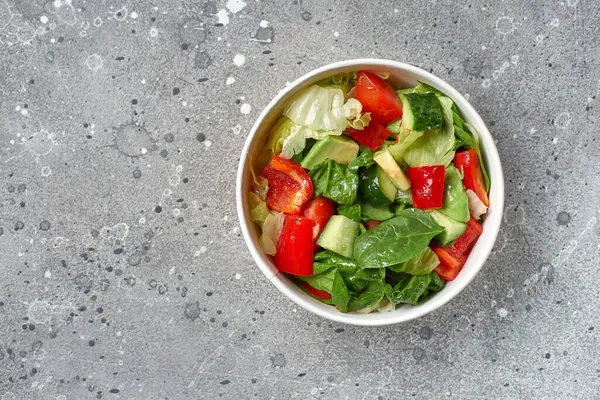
(0, 0), (598, 399)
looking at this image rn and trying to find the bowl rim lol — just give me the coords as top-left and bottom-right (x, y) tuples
(236, 58), (505, 326)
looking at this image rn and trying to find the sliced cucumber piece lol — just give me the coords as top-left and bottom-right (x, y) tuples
(429, 210), (467, 245)
(317, 215), (360, 258)
(399, 92), (443, 132)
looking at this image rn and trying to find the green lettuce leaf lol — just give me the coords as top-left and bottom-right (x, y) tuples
(248, 192), (270, 226)
(309, 159), (358, 205)
(439, 166), (470, 223)
(316, 72), (357, 97)
(258, 212), (285, 256)
(284, 85), (348, 131)
(402, 96), (456, 167)
(353, 209), (444, 269)
(387, 247), (440, 275)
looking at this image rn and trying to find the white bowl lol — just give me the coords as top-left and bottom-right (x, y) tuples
(236, 59), (504, 326)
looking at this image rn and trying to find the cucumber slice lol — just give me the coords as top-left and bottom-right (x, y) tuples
(361, 202), (394, 221)
(399, 92), (443, 132)
(317, 215), (360, 258)
(429, 210), (467, 245)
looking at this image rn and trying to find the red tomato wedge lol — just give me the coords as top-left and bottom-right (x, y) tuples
(407, 166), (446, 210)
(346, 120), (392, 150)
(302, 197), (336, 250)
(275, 215), (314, 276)
(261, 154), (313, 214)
(454, 149), (490, 206)
(364, 220), (382, 230)
(303, 282), (332, 299)
(354, 71), (403, 125)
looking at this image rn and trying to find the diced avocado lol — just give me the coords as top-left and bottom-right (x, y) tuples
(373, 148), (411, 191)
(376, 166), (398, 202)
(387, 118), (402, 135)
(429, 210), (467, 246)
(399, 92), (443, 132)
(301, 135), (359, 170)
(359, 166), (394, 206)
(317, 215), (360, 258)
(361, 202), (394, 221)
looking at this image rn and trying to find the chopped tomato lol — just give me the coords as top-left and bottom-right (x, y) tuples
(261, 154), (313, 214)
(346, 120), (392, 150)
(303, 282), (332, 299)
(364, 220), (382, 230)
(454, 149), (489, 206)
(354, 71), (403, 124)
(406, 166), (446, 209)
(302, 197), (336, 250)
(274, 215), (314, 276)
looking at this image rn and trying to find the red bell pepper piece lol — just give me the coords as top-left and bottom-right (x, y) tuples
(303, 282), (332, 299)
(454, 149), (489, 206)
(364, 220), (382, 230)
(346, 120), (392, 150)
(433, 251), (469, 281)
(301, 197), (336, 250)
(431, 217), (483, 281)
(406, 166), (446, 209)
(274, 215), (314, 276)
(261, 154), (313, 214)
(354, 71), (403, 124)
(445, 217), (483, 259)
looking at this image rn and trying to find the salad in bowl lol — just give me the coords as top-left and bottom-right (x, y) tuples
(241, 62), (499, 319)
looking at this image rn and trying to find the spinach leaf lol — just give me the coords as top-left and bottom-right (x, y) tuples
(309, 159), (358, 205)
(386, 273), (431, 305)
(297, 268), (336, 293)
(313, 251), (358, 275)
(331, 270), (350, 312)
(344, 267), (385, 292)
(337, 204), (362, 223)
(439, 166), (470, 223)
(353, 209), (444, 269)
(347, 281), (388, 312)
(348, 148), (375, 173)
(387, 247), (440, 275)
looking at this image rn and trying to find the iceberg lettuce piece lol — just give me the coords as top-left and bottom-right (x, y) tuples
(284, 85), (348, 131)
(267, 116), (342, 159)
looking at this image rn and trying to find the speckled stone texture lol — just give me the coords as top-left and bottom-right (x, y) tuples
(0, 0), (598, 399)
